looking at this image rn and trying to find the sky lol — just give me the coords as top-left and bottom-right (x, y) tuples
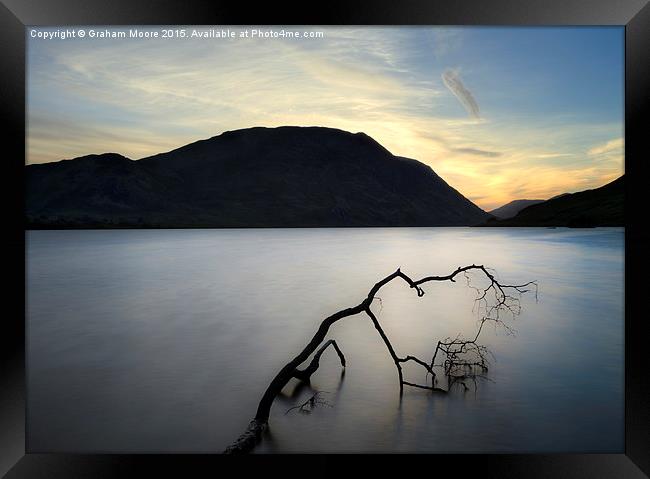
(27, 26), (624, 211)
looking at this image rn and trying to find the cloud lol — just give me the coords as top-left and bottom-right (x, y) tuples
(453, 147), (501, 157)
(414, 131), (502, 161)
(533, 153), (574, 159)
(441, 69), (480, 119)
(588, 137), (623, 155)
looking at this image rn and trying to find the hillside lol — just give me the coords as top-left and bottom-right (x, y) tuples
(26, 126), (490, 228)
(483, 176), (624, 227)
(488, 199), (545, 219)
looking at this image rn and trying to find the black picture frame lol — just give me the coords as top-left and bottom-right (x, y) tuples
(1, 0), (648, 476)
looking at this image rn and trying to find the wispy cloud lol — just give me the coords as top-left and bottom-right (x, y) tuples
(588, 137), (623, 155)
(453, 147), (501, 157)
(534, 153), (574, 159)
(441, 68), (480, 119)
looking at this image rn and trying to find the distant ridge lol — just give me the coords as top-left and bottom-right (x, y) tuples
(488, 199), (545, 219)
(483, 176), (624, 227)
(26, 126), (490, 228)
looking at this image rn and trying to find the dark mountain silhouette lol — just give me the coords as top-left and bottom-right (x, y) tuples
(488, 199), (545, 219)
(483, 176), (624, 227)
(549, 192), (570, 200)
(26, 126), (490, 228)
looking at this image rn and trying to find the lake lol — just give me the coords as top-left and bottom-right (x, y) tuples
(26, 227), (624, 453)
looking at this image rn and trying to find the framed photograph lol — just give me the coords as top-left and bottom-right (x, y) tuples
(2, 0), (648, 476)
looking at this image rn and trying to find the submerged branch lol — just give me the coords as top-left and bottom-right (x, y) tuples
(285, 391), (333, 415)
(223, 419), (267, 455)
(293, 340), (345, 382)
(224, 264), (536, 454)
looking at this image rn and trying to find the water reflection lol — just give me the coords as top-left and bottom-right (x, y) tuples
(26, 228), (624, 453)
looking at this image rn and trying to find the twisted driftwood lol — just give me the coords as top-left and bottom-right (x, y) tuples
(224, 265), (536, 454)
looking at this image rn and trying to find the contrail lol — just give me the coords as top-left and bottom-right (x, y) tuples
(442, 69), (480, 119)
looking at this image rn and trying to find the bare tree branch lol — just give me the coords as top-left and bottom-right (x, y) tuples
(292, 340), (346, 382)
(285, 392), (333, 415)
(223, 264), (537, 454)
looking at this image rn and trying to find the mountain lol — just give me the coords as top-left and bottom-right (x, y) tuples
(26, 126), (490, 228)
(549, 192), (570, 200)
(483, 176), (624, 227)
(488, 199), (545, 219)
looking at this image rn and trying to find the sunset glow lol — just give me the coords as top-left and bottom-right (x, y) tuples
(27, 26), (624, 211)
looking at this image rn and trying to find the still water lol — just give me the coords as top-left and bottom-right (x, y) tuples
(26, 228), (624, 453)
